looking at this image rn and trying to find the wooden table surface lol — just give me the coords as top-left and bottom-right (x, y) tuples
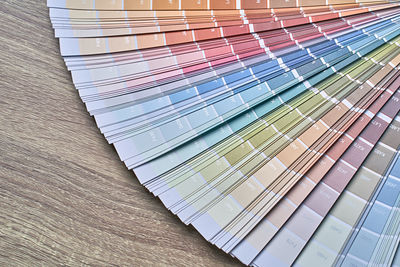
(0, 1), (243, 266)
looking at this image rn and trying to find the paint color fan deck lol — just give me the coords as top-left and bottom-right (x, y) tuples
(48, 1), (400, 266)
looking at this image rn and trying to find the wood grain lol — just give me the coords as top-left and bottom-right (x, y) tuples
(0, 1), (243, 266)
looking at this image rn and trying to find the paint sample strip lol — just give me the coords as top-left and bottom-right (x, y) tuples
(189, 49), (399, 250)
(335, 110), (400, 265)
(293, 118), (400, 267)
(46, 0), (396, 11)
(50, 3), (397, 37)
(61, 6), (398, 73)
(134, 27), (400, 185)
(152, 40), (400, 224)
(55, 5), (400, 56)
(392, 244), (400, 267)
(339, 153), (400, 266)
(65, 9), (400, 130)
(47, 1), (400, 265)
(115, 22), (400, 170)
(69, 8), (397, 97)
(64, 9), (397, 91)
(49, 2), (392, 22)
(370, 163), (400, 266)
(149, 39), (400, 216)
(74, 11), (399, 123)
(230, 72), (400, 265)
(250, 82), (400, 266)
(77, 10), (400, 112)
(142, 39), (400, 230)
(80, 12), (400, 141)
(214, 53), (400, 254)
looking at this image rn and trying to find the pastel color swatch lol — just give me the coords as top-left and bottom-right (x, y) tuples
(47, 0), (400, 265)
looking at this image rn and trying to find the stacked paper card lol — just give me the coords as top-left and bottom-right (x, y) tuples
(48, 0), (400, 266)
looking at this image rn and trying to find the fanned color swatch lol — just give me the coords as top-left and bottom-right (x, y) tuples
(47, 1), (400, 266)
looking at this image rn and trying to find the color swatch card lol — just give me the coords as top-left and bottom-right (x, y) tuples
(47, 0), (400, 265)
